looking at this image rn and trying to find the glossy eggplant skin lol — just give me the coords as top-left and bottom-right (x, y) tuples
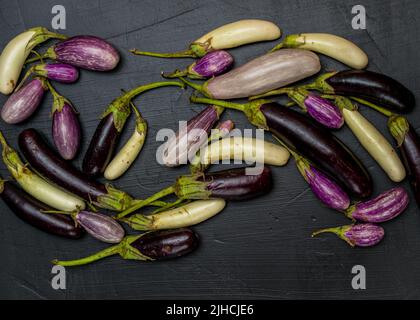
(83, 114), (119, 177)
(260, 102), (372, 198)
(18, 128), (108, 201)
(0, 181), (82, 239)
(199, 166), (272, 200)
(326, 70), (415, 113)
(132, 228), (199, 260)
(399, 124), (420, 206)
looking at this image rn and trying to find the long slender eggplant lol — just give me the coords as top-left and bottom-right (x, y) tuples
(0, 27), (66, 94)
(190, 95), (372, 198)
(18, 128), (136, 211)
(269, 33), (368, 69)
(162, 50), (234, 79)
(116, 166), (273, 218)
(1, 77), (48, 124)
(295, 70), (415, 113)
(180, 49), (321, 99)
(0, 131), (85, 211)
(26, 36), (120, 71)
(122, 199), (226, 231)
(83, 81), (184, 177)
(15, 63), (79, 91)
(53, 228), (199, 266)
(0, 180), (82, 239)
(345, 187), (409, 223)
(131, 19), (281, 58)
(312, 223), (385, 247)
(159, 105), (224, 167)
(388, 116), (420, 207)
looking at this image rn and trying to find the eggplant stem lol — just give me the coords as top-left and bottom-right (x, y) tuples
(115, 185), (176, 219)
(249, 87), (292, 101)
(312, 225), (355, 247)
(161, 69), (189, 79)
(178, 77), (207, 95)
(151, 198), (187, 214)
(351, 97), (395, 118)
(268, 42), (284, 53)
(52, 243), (122, 267)
(129, 48), (197, 58)
(14, 66), (35, 92)
(124, 81), (185, 101)
(190, 95), (245, 112)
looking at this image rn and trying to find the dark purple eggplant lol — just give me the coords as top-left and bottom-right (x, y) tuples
(1, 77), (48, 124)
(0, 180), (82, 239)
(82, 81), (184, 177)
(52, 228), (199, 266)
(18, 128), (134, 211)
(162, 50), (234, 79)
(388, 116), (420, 206)
(116, 166), (273, 218)
(190, 95), (372, 198)
(304, 70), (415, 113)
(27, 36), (120, 71)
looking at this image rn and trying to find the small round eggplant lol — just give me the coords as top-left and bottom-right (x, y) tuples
(75, 211), (124, 243)
(52, 228), (199, 266)
(1, 77), (47, 124)
(345, 187), (408, 223)
(162, 50), (233, 79)
(0, 180), (82, 239)
(312, 223), (384, 247)
(28, 35), (120, 71)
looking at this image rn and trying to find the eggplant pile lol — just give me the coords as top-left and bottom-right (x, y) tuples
(0, 20), (417, 269)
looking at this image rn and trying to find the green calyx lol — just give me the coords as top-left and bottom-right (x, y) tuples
(388, 115), (409, 146)
(131, 103), (147, 135)
(25, 27), (67, 54)
(323, 95), (357, 111)
(312, 224), (354, 247)
(343, 204), (357, 221)
(161, 63), (203, 80)
(286, 88), (309, 111)
(0, 131), (27, 179)
(120, 214), (154, 231)
(190, 42), (210, 57)
(301, 72), (337, 93)
(269, 33), (302, 53)
(96, 184), (134, 211)
(174, 175), (212, 199)
(45, 81), (73, 113)
(52, 234), (153, 267)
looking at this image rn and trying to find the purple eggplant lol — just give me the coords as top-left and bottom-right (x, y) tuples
(53, 228), (199, 266)
(162, 50), (233, 79)
(47, 81), (81, 160)
(160, 105), (224, 167)
(83, 81), (184, 177)
(345, 187), (408, 222)
(1, 77), (47, 124)
(27, 36), (120, 71)
(190, 95), (372, 199)
(0, 180), (82, 239)
(75, 211), (124, 243)
(312, 223), (385, 247)
(18, 128), (134, 211)
(180, 49), (321, 99)
(304, 70), (415, 113)
(116, 166), (272, 218)
(388, 116), (420, 206)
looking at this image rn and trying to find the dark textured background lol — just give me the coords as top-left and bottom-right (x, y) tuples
(0, 0), (419, 300)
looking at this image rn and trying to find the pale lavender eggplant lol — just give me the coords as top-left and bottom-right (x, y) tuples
(304, 94), (344, 129)
(312, 223), (384, 247)
(1, 78), (47, 124)
(345, 187), (409, 223)
(76, 211), (125, 243)
(160, 105), (224, 167)
(305, 165), (350, 210)
(44, 35), (120, 71)
(52, 103), (81, 160)
(44, 63), (79, 83)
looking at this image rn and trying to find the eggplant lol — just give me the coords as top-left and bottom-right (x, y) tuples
(312, 223), (385, 247)
(1, 77), (48, 124)
(162, 50), (234, 79)
(75, 211), (124, 243)
(388, 116), (420, 206)
(52, 228), (199, 266)
(83, 81), (184, 177)
(302, 70), (415, 113)
(26, 36), (120, 71)
(345, 187), (408, 222)
(191, 95), (372, 198)
(0, 180), (82, 239)
(18, 128), (134, 211)
(180, 49), (320, 99)
(116, 166), (273, 218)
